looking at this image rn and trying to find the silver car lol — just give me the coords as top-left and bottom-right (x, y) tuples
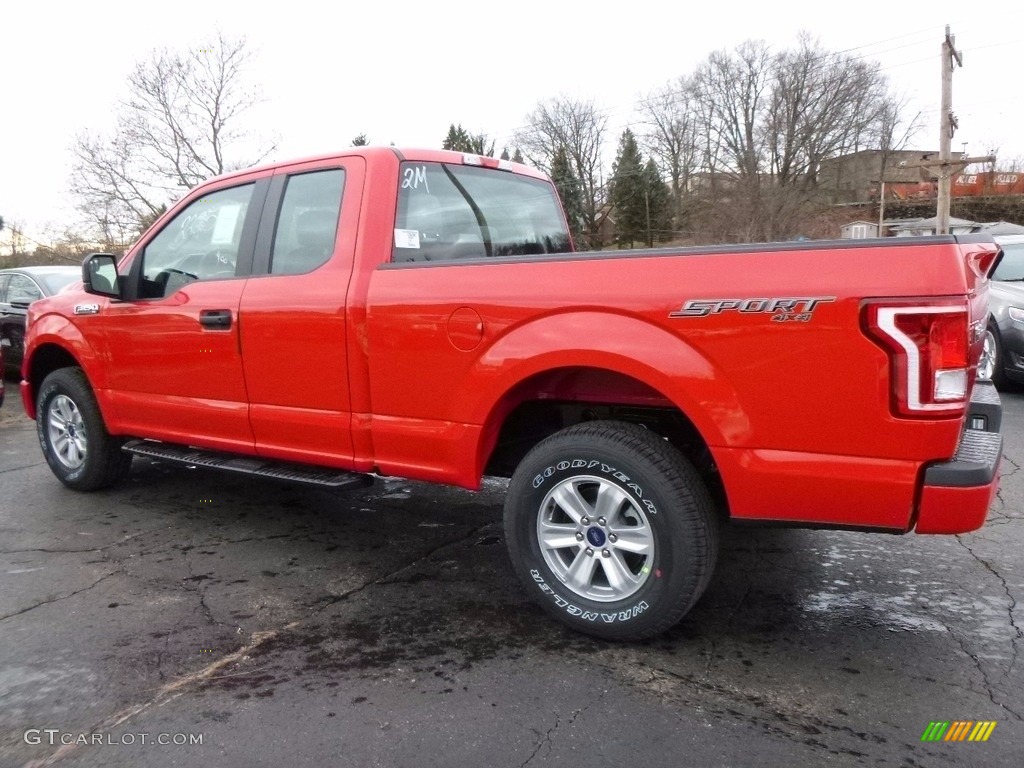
(979, 234), (1024, 388)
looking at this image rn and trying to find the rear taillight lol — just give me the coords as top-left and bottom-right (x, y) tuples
(863, 300), (970, 418)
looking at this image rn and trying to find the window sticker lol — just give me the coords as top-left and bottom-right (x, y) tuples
(394, 228), (421, 249)
(211, 204), (242, 245)
(401, 165), (430, 193)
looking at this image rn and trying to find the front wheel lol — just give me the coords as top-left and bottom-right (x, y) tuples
(503, 420), (719, 641)
(36, 367), (132, 491)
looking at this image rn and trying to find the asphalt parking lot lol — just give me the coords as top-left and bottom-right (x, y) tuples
(1, 385), (1022, 767)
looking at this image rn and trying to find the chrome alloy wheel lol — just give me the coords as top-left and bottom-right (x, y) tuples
(46, 394), (88, 470)
(536, 475), (655, 602)
(977, 329), (997, 381)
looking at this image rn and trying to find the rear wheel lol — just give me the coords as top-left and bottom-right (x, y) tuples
(36, 367), (132, 490)
(503, 420), (719, 640)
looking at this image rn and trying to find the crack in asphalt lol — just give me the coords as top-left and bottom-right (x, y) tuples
(19, 621), (301, 768)
(306, 522), (497, 616)
(0, 568), (121, 623)
(18, 520), (500, 767)
(955, 536), (1023, 680)
(1000, 454), (1020, 475)
(622, 660), (890, 754)
(0, 461), (46, 475)
(520, 715), (559, 767)
(936, 611), (1023, 723)
(211, 533), (294, 545)
(0, 531), (151, 557)
(181, 535), (224, 630)
(519, 697), (600, 768)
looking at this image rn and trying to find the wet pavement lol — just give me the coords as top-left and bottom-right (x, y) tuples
(1, 389), (1021, 767)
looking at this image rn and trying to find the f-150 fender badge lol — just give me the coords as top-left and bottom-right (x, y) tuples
(669, 296), (835, 322)
(74, 304), (100, 315)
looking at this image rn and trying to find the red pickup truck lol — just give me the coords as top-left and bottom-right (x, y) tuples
(20, 147), (1003, 640)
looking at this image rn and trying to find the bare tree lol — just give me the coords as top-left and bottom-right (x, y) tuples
(71, 33), (277, 242)
(9, 221), (26, 258)
(872, 94), (924, 207)
(694, 41), (773, 183)
(997, 154), (1024, 173)
(687, 35), (917, 242)
(516, 96), (607, 248)
(766, 35), (892, 188)
(637, 77), (699, 234)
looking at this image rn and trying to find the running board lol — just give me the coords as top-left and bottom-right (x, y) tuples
(121, 440), (373, 490)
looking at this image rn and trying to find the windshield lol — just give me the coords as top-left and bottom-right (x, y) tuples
(392, 162), (571, 263)
(993, 243), (1024, 281)
(39, 271), (81, 295)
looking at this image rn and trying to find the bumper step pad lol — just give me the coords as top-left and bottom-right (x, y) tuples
(923, 428), (1003, 488)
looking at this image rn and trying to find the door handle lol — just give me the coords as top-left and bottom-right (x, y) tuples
(199, 309), (232, 330)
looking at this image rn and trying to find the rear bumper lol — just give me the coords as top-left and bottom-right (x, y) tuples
(915, 383), (1002, 534)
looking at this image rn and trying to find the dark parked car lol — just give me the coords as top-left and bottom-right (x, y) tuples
(0, 266), (81, 376)
(979, 235), (1024, 388)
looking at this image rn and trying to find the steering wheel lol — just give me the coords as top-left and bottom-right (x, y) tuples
(163, 267), (199, 281)
(199, 250), (236, 279)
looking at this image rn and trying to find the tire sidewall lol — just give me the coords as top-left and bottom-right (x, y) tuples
(505, 433), (704, 637)
(987, 323), (1006, 389)
(36, 372), (95, 486)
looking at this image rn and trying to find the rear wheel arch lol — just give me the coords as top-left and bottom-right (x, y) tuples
(478, 366), (729, 518)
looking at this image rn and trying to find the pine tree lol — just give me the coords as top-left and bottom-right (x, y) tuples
(442, 124), (495, 156)
(642, 159), (672, 245)
(511, 148), (524, 164)
(608, 129), (646, 247)
(551, 145), (585, 246)
(442, 124), (471, 151)
(499, 148), (510, 161)
(351, 133), (369, 146)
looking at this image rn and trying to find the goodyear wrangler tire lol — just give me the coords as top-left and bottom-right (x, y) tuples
(36, 367), (132, 491)
(504, 420), (719, 641)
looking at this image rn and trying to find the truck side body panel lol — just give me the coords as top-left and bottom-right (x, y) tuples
(19, 147), (1000, 536)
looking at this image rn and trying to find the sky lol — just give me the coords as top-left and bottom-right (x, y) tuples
(1, 0), (1019, 247)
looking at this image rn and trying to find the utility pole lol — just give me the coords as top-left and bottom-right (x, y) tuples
(937, 25), (962, 235)
(898, 27), (994, 234)
(645, 189), (652, 248)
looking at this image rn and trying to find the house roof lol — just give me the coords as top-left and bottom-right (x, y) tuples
(975, 221), (1024, 235)
(892, 215), (975, 230)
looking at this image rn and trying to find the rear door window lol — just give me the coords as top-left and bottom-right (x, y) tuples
(269, 169), (345, 275)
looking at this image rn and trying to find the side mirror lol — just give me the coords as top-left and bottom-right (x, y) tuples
(82, 253), (121, 299)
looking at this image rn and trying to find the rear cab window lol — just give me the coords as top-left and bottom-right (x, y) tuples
(392, 162), (570, 263)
